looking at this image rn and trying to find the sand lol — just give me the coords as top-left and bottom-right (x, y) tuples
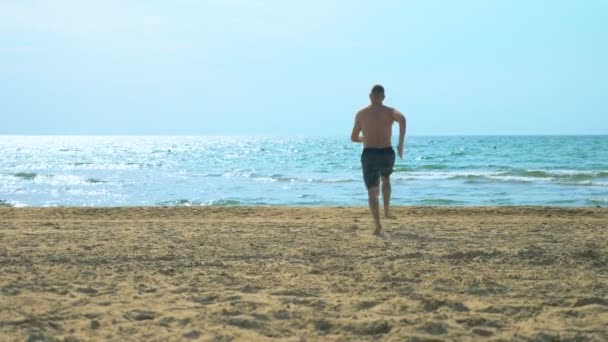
(0, 206), (607, 341)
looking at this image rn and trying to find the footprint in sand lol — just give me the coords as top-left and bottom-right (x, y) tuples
(480, 305), (541, 319)
(313, 318), (333, 333)
(225, 317), (264, 330)
(124, 309), (156, 321)
(191, 294), (219, 305)
(572, 297), (608, 307)
(272, 309), (291, 320)
(456, 317), (503, 329)
(75, 287), (98, 295)
(90, 320), (101, 330)
(344, 320), (392, 336)
(419, 321), (448, 335)
(240, 284), (260, 293)
(158, 316), (176, 327)
(182, 330), (201, 339)
(472, 328), (494, 337)
(271, 289), (319, 297)
(356, 300), (382, 310)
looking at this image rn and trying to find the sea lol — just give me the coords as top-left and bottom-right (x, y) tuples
(0, 135), (607, 207)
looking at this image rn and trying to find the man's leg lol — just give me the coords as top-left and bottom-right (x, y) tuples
(381, 176), (394, 219)
(367, 186), (382, 235)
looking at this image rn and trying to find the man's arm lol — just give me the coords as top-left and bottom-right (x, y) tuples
(351, 113), (364, 143)
(392, 109), (406, 158)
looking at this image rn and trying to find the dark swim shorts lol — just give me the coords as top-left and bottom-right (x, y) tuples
(361, 147), (395, 189)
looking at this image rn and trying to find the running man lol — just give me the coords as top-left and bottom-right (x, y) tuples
(351, 84), (406, 236)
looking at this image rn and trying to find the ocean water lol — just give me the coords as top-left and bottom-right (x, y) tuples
(0, 135), (607, 207)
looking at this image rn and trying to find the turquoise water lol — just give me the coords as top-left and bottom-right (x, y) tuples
(0, 136), (606, 207)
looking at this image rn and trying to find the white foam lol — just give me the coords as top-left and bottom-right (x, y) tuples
(5, 200), (27, 208)
(487, 175), (539, 183)
(392, 171), (493, 181)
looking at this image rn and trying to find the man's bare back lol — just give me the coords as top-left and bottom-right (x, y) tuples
(352, 104), (405, 159)
(355, 105), (401, 148)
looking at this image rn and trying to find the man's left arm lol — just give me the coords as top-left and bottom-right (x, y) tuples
(392, 109), (406, 158)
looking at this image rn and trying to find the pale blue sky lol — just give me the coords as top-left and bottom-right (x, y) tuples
(1, 0), (606, 135)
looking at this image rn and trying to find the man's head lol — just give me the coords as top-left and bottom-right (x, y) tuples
(369, 84), (385, 105)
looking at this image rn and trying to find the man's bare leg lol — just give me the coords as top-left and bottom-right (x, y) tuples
(367, 186), (382, 235)
(382, 176), (395, 219)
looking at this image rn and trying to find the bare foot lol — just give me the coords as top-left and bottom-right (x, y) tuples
(374, 230), (389, 238)
(373, 226), (383, 236)
(384, 214), (397, 220)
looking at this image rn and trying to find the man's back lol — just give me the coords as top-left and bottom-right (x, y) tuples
(356, 105), (396, 148)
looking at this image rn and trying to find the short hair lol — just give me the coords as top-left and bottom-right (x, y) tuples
(371, 84), (385, 95)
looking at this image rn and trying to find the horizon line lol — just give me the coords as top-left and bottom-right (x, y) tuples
(0, 133), (607, 138)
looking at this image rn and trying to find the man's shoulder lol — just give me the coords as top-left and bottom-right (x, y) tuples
(356, 106), (372, 117)
(382, 105), (398, 112)
(384, 106), (404, 117)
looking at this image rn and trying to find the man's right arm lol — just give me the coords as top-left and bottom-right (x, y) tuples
(392, 109), (406, 158)
(351, 113), (364, 143)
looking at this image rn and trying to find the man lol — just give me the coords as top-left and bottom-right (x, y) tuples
(351, 84), (406, 236)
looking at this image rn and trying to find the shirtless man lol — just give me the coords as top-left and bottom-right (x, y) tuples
(351, 85), (406, 236)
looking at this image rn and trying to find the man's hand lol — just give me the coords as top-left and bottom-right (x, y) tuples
(397, 144), (404, 159)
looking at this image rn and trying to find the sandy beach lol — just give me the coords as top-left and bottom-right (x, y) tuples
(0, 206), (607, 341)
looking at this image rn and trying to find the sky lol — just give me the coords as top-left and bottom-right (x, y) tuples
(1, 0), (607, 136)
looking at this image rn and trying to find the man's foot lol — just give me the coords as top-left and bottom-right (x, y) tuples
(373, 225), (383, 236)
(384, 214), (397, 220)
(373, 230), (389, 238)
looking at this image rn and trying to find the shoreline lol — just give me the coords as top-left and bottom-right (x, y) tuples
(1, 206), (607, 340)
(1, 205), (606, 221)
(1, 202), (606, 209)
(2, 204), (606, 209)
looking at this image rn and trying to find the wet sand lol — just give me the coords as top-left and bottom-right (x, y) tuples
(1, 206), (607, 341)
